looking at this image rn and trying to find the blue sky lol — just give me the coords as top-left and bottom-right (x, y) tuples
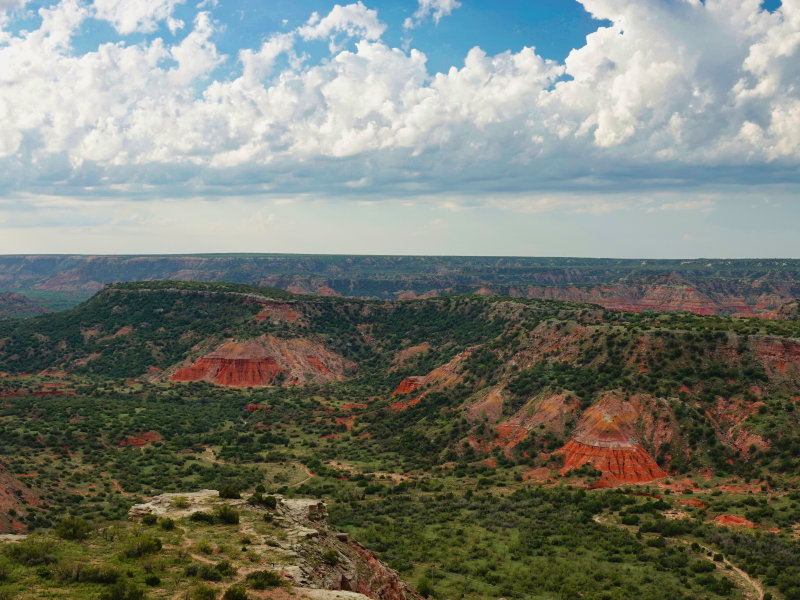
(0, 0), (798, 257)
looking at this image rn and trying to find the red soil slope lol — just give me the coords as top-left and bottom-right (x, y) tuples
(521, 282), (766, 315)
(0, 467), (42, 533)
(171, 337), (349, 388)
(253, 301), (302, 324)
(713, 514), (755, 529)
(392, 349), (473, 396)
(558, 396), (666, 486)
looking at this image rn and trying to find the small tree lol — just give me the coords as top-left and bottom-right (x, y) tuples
(56, 517), (92, 540)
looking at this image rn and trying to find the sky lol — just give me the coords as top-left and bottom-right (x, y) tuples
(0, 0), (799, 258)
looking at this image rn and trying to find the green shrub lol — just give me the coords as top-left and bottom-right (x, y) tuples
(189, 512), (215, 524)
(99, 580), (145, 600)
(55, 562), (120, 584)
(322, 549), (340, 566)
(246, 570), (283, 590)
(144, 574), (160, 586)
(123, 536), (162, 559)
(214, 506), (239, 525)
(3, 539), (56, 566)
(159, 518), (175, 531)
(0, 557), (12, 581)
(198, 564), (222, 582)
(195, 540), (213, 555)
(218, 486), (241, 499)
(222, 585), (249, 600)
(190, 585), (218, 600)
(141, 514), (158, 526)
(171, 497), (190, 509)
(56, 517), (92, 540)
(248, 493), (277, 509)
(215, 560), (237, 577)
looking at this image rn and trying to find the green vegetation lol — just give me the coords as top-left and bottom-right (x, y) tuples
(2, 280), (800, 599)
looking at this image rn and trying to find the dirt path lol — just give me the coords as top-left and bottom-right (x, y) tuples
(593, 515), (763, 600)
(694, 541), (763, 600)
(288, 461), (314, 488)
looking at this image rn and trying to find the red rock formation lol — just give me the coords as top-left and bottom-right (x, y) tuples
(392, 377), (424, 395)
(752, 336), (800, 382)
(489, 392), (581, 457)
(344, 540), (422, 600)
(558, 396), (667, 485)
(170, 337), (350, 388)
(391, 349), (472, 396)
(713, 514), (755, 529)
(253, 301), (302, 324)
(390, 394), (425, 414)
(306, 355), (331, 374)
(560, 440), (666, 486)
(120, 431), (163, 447)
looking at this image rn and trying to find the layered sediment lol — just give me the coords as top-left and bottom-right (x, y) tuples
(558, 396), (666, 486)
(171, 337), (349, 388)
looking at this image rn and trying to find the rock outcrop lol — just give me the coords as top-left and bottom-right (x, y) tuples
(129, 491), (421, 600)
(558, 396), (666, 486)
(171, 337), (351, 388)
(391, 349), (473, 396)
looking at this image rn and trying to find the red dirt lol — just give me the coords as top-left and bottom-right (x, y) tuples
(714, 514), (755, 529)
(245, 404), (262, 412)
(705, 396), (769, 456)
(752, 336), (800, 381)
(391, 349), (472, 396)
(316, 286), (340, 297)
(468, 385), (506, 423)
(557, 395), (667, 486)
(523, 282), (759, 316)
(390, 394), (425, 414)
(0, 468), (42, 534)
(253, 302), (301, 324)
(344, 540), (420, 600)
(336, 416), (356, 431)
(560, 439), (667, 486)
(119, 431), (162, 447)
(306, 355), (331, 374)
(392, 377), (424, 396)
(676, 498), (707, 509)
(342, 403), (368, 411)
(170, 336), (350, 388)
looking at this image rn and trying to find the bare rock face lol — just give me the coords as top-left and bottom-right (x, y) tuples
(391, 349), (473, 396)
(560, 440), (667, 486)
(558, 396), (666, 486)
(751, 336), (800, 382)
(170, 336), (351, 388)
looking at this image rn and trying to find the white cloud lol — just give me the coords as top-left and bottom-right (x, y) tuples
(298, 2), (385, 52)
(404, 0), (461, 29)
(0, 0), (798, 206)
(93, 0), (186, 34)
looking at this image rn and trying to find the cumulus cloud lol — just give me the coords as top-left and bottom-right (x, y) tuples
(0, 0), (799, 205)
(404, 0), (461, 29)
(298, 2), (385, 51)
(93, 0), (186, 34)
